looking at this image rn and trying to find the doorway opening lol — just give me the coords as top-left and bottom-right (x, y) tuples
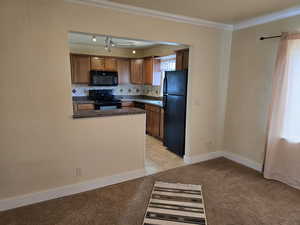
(68, 31), (189, 175)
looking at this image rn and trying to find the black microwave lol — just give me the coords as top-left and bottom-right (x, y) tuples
(90, 70), (118, 86)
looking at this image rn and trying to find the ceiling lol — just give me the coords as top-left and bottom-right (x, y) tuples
(109, 0), (300, 24)
(69, 32), (180, 49)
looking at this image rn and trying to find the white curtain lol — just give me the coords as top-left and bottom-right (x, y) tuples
(281, 39), (300, 143)
(264, 33), (300, 190)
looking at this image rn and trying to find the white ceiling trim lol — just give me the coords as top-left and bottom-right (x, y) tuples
(234, 5), (300, 30)
(65, 0), (234, 30)
(66, 0), (300, 31)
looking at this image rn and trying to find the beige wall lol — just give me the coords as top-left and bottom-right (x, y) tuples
(0, 0), (231, 199)
(224, 15), (300, 164)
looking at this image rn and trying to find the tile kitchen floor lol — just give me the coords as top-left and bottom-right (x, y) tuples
(145, 135), (187, 174)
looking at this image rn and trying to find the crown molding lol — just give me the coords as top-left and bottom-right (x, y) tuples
(234, 5), (300, 30)
(65, 0), (233, 30)
(66, 0), (300, 31)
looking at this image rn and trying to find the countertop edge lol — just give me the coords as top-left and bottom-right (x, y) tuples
(73, 99), (163, 108)
(72, 108), (146, 119)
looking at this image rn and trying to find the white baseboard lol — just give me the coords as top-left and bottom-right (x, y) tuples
(0, 151), (263, 211)
(222, 151), (263, 172)
(184, 151), (223, 164)
(0, 168), (146, 212)
(184, 151), (263, 172)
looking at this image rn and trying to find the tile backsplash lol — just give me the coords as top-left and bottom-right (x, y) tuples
(72, 84), (162, 97)
(143, 85), (161, 97)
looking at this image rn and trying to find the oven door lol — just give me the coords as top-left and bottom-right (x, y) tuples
(90, 71), (118, 86)
(95, 102), (121, 110)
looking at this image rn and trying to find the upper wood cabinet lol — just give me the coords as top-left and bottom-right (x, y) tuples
(176, 49), (189, 70)
(130, 58), (144, 84)
(105, 57), (117, 71)
(117, 58), (131, 85)
(70, 54), (119, 84)
(91, 56), (105, 70)
(70, 54), (91, 84)
(70, 53), (164, 85)
(144, 57), (161, 86)
(91, 56), (117, 71)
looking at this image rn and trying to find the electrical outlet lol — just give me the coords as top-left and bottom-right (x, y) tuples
(205, 141), (214, 151)
(75, 168), (82, 177)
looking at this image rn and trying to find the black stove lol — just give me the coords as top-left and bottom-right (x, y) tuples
(89, 90), (121, 110)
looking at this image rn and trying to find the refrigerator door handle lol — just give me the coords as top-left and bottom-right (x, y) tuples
(163, 74), (167, 95)
(163, 95), (167, 109)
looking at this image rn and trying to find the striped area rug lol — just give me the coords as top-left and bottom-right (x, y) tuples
(143, 181), (207, 225)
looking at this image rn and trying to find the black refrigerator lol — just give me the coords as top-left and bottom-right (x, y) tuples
(163, 70), (188, 157)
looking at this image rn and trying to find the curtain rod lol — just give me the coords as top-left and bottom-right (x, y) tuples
(260, 35), (282, 40)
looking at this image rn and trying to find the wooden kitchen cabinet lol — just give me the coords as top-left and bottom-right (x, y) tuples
(160, 108), (164, 140)
(117, 58), (131, 84)
(121, 101), (134, 108)
(70, 54), (91, 84)
(104, 57), (117, 71)
(91, 56), (105, 70)
(130, 58), (144, 84)
(145, 104), (161, 138)
(176, 49), (189, 70)
(73, 103), (95, 112)
(144, 57), (161, 86)
(70, 53), (165, 85)
(146, 109), (152, 134)
(70, 53), (122, 84)
(90, 56), (117, 71)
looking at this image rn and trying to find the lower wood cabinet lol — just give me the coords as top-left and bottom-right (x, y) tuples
(73, 103), (95, 112)
(159, 108), (164, 140)
(145, 104), (163, 139)
(121, 101), (135, 108)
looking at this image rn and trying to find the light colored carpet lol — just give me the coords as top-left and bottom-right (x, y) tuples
(1, 158), (300, 225)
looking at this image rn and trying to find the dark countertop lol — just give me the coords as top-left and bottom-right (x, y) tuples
(73, 108), (145, 119)
(73, 96), (163, 107)
(73, 100), (95, 104)
(72, 96), (95, 104)
(116, 95), (162, 100)
(121, 98), (163, 107)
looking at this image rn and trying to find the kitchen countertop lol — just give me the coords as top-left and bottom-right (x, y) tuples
(72, 96), (95, 104)
(73, 108), (145, 119)
(73, 96), (163, 107)
(121, 98), (163, 107)
(73, 100), (95, 104)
